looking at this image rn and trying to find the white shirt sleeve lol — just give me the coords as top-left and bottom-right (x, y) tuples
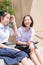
(29, 28), (35, 42)
(16, 28), (22, 41)
(0, 35), (2, 43)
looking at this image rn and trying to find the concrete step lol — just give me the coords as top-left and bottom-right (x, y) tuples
(0, 59), (6, 65)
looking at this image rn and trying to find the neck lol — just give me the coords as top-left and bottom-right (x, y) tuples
(1, 22), (5, 26)
(26, 27), (30, 31)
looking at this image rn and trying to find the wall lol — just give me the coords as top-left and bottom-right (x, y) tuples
(12, 0), (33, 27)
(0, 0), (43, 46)
(30, 0), (43, 46)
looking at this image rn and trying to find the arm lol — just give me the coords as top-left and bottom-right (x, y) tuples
(16, 40), (28, 46)
(10, 15), (18, 36)
(25, 28), (35, 52)
(28, 28), (35, 45)
(27, 31), (35, 51)
(0, 42), (20, 51)
(16, 28), (35, 46)
(0, 42), (9, 48)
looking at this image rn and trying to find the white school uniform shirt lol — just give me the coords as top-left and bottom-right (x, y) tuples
(16, 26), (35, 42)
(0, 23), (14, 43)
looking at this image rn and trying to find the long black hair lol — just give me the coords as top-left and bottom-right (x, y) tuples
(22, 15), (34, 27)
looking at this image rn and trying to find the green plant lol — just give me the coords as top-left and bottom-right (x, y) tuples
(0, 0), (16, 15)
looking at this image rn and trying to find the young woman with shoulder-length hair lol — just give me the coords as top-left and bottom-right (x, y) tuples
(15, 15), (43, 65)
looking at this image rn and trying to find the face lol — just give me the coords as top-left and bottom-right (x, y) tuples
(24, 16), (32, 27)
(1, 13), (10, 26)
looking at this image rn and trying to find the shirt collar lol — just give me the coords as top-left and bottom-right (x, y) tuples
(22, 26), (26, 32)
(22, 26), (31, 32)
(0, 23), (8, 29)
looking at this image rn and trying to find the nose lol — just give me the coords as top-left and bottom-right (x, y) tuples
(26, 20), (29, 23)
(8, 19), (10, 22)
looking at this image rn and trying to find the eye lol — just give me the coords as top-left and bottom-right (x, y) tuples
(24, 19), (29, 21)
(6, 16), (10, 19)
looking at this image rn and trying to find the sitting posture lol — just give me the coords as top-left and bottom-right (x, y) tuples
(15, 15), (43, 65)
(0, 11), (34, 65)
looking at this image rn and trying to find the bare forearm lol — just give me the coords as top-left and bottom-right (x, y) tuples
(28, 41), (33, 45)
(0, 43), (14, 49)
(13, 23), (18, 36)
(11, 15), (18, 36)
(0, 43), (8, 48)
(16, 41), (28, 46)
(16, 40), (33, 46)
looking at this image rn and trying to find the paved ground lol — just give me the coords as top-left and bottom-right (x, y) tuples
(38, 46), (43, 60)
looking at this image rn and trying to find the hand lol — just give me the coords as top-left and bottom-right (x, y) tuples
(10, 15), (16, 26)
(10, 15), (15, 22)
(29, 43), (35, 53)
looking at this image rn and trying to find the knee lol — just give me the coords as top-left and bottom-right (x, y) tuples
(20, 51), (28, 58)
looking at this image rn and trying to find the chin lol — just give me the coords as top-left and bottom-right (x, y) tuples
(5, 24), (8, 26)
(26, 25), (29, 27)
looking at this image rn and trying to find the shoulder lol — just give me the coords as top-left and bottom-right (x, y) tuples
(18, 27), (23, 31)
(18, 26), (25, 34)
(30, 27), (35, 33)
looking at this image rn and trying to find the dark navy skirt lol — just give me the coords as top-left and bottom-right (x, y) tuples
(0, 48), (28, 65)
(15, 43), (37, 57)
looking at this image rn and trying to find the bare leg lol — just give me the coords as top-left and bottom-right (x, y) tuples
(30, 51), (41, 65)
(34, 49), (43, 65)
(21, 57), (34, 65)
(28, 58), (34, 65)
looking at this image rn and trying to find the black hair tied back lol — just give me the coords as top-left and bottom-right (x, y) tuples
(0, 11), (4, 22)
(0, 11), (4, 16)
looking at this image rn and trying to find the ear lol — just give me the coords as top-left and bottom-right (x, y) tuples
(1, 16), (4, 20)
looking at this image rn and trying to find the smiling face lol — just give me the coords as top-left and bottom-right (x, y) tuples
(24, 16), (32, 27)
(22, 15), (33, 27)
(1, 12), (10, 26)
